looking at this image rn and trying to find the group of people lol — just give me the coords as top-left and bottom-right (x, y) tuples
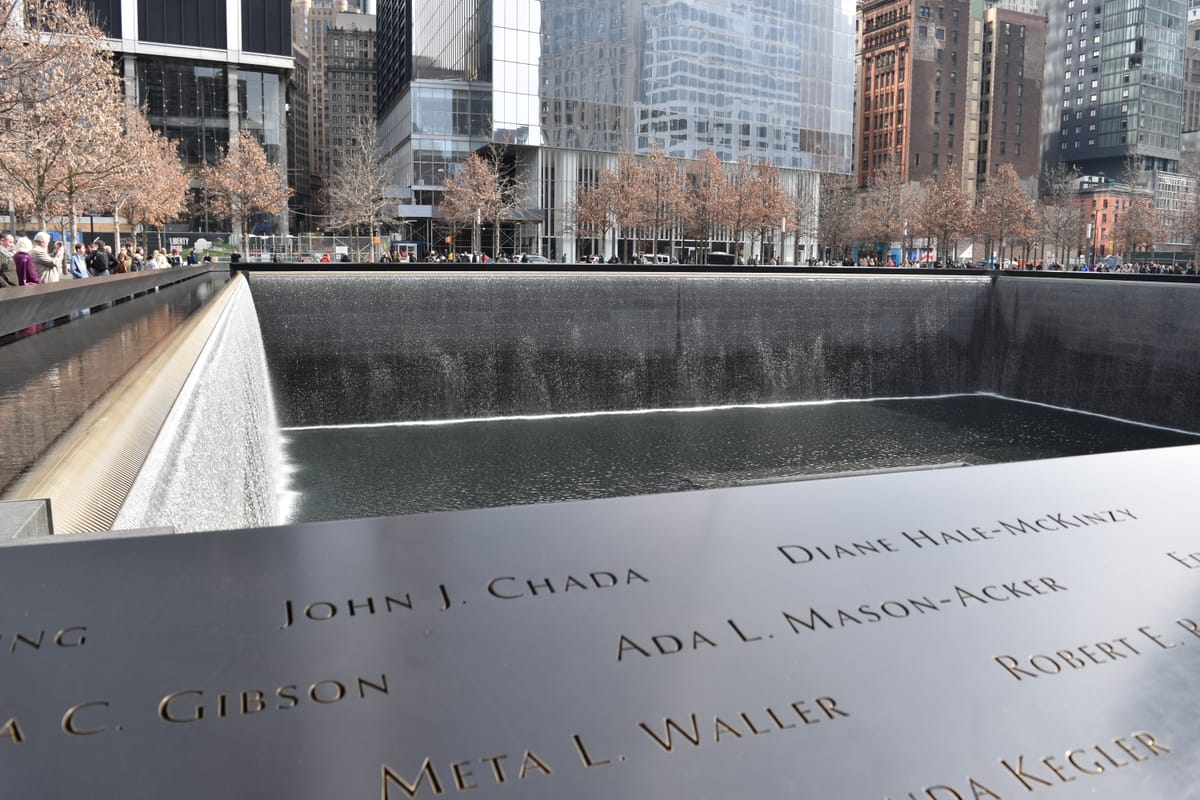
(0, 234), (188, 286)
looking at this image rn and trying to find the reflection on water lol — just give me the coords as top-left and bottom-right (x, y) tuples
(0, 275), (229, 494)
(283, 395), (1200, 524)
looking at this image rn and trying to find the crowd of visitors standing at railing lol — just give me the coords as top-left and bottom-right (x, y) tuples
(0, 233), (185, 287)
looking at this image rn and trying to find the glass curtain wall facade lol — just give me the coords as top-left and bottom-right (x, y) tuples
(136, 62), (231, 166)
(1098, 0), (1185, 165)
(380, 0), (856, 258)
(81, 0), (293, 237)
(1042, 0), (1186, 177)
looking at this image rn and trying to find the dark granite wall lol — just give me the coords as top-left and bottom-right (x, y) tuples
(989, 278), (1200, 431)
(249, 274), (992, 427)
(248, 273), (1200, 432)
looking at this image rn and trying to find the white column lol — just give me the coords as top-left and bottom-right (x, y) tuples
(120, 0), (138, 41)
(227, 0), (243, 53)
(228, 69), (242, 245)
(553, 150), (579, 263)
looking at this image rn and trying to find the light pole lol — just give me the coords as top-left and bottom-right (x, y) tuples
(1089, 218), (1097, 267)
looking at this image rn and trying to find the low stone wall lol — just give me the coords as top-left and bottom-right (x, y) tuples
(0, 266), (218, 338)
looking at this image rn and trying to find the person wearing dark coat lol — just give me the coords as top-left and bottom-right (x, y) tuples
(0, 233), (17, 287)
(14, 237), (39, 285)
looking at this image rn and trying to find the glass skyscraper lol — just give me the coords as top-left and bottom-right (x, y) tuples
(379, 0), (856, 260)
(1041, 0), (1186, 177)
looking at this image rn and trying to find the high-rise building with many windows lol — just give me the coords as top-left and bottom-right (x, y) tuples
(856, 0), (1045, 202)
(377, 0), (856, 261)
(1040, 0), (1186, 179)
(82, 1), (293, 234)
(292, 0), (377, 224)
(978, 6), (1046, 188)
(1184, 6), (1200, 132)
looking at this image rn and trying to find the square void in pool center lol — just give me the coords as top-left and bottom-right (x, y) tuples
(280, 395), (1200, 524)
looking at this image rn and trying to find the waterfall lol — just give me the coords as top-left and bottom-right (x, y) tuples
(114, 278), (290, 533)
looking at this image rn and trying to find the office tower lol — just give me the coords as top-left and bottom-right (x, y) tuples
(858, 0), (978, 189)
(377, 0), (857, 261)
(977, 7), (1046, 188)
(857, 0), (1046, 201)
(82, 1), (293, 234)
(1041, 0), (1187, 180)
(1185, 6), (1200, 132)
(292, 0), (377, 224)
(288, 46), (314, 226)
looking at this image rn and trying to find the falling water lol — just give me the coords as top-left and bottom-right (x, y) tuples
(115, 279), (293, 533)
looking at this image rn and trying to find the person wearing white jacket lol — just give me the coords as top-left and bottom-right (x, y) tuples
(31, 232), (62, 282)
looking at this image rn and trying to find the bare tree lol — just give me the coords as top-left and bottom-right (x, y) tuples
(609, 154), (648, 260)
(200, 130), (291, 247)
(1120, 153), (1146, 190)
(1178, 155), (1200, 270)
(1107, 153), (1161, 265)
(0, 0), (108, 118)
(325, 117), (391, 260)
(743, 160), (792, 263)
(788, 171), (819, 265)
(817, 172), (859, 263)
(974, 163), (1037, 266)
(439, 152), (503, 258)
(125, 130), (189, 252)
(639, 148), (686, 258)
(1111, 195), (1162, 262)
(915, 169), (973, 267)
(858, 157), (916, 264)
(1039, 163), (1085, 267)
(725, 158), (761, 261)
(101, 114), (176, 252)
(0, 0), (122, 228)
(573, 166), (619, 259)
(682, 149), (733, 264)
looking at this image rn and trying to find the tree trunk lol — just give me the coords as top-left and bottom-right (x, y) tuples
(113, 201), (123, 253)
(68, 198), (79, 250)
